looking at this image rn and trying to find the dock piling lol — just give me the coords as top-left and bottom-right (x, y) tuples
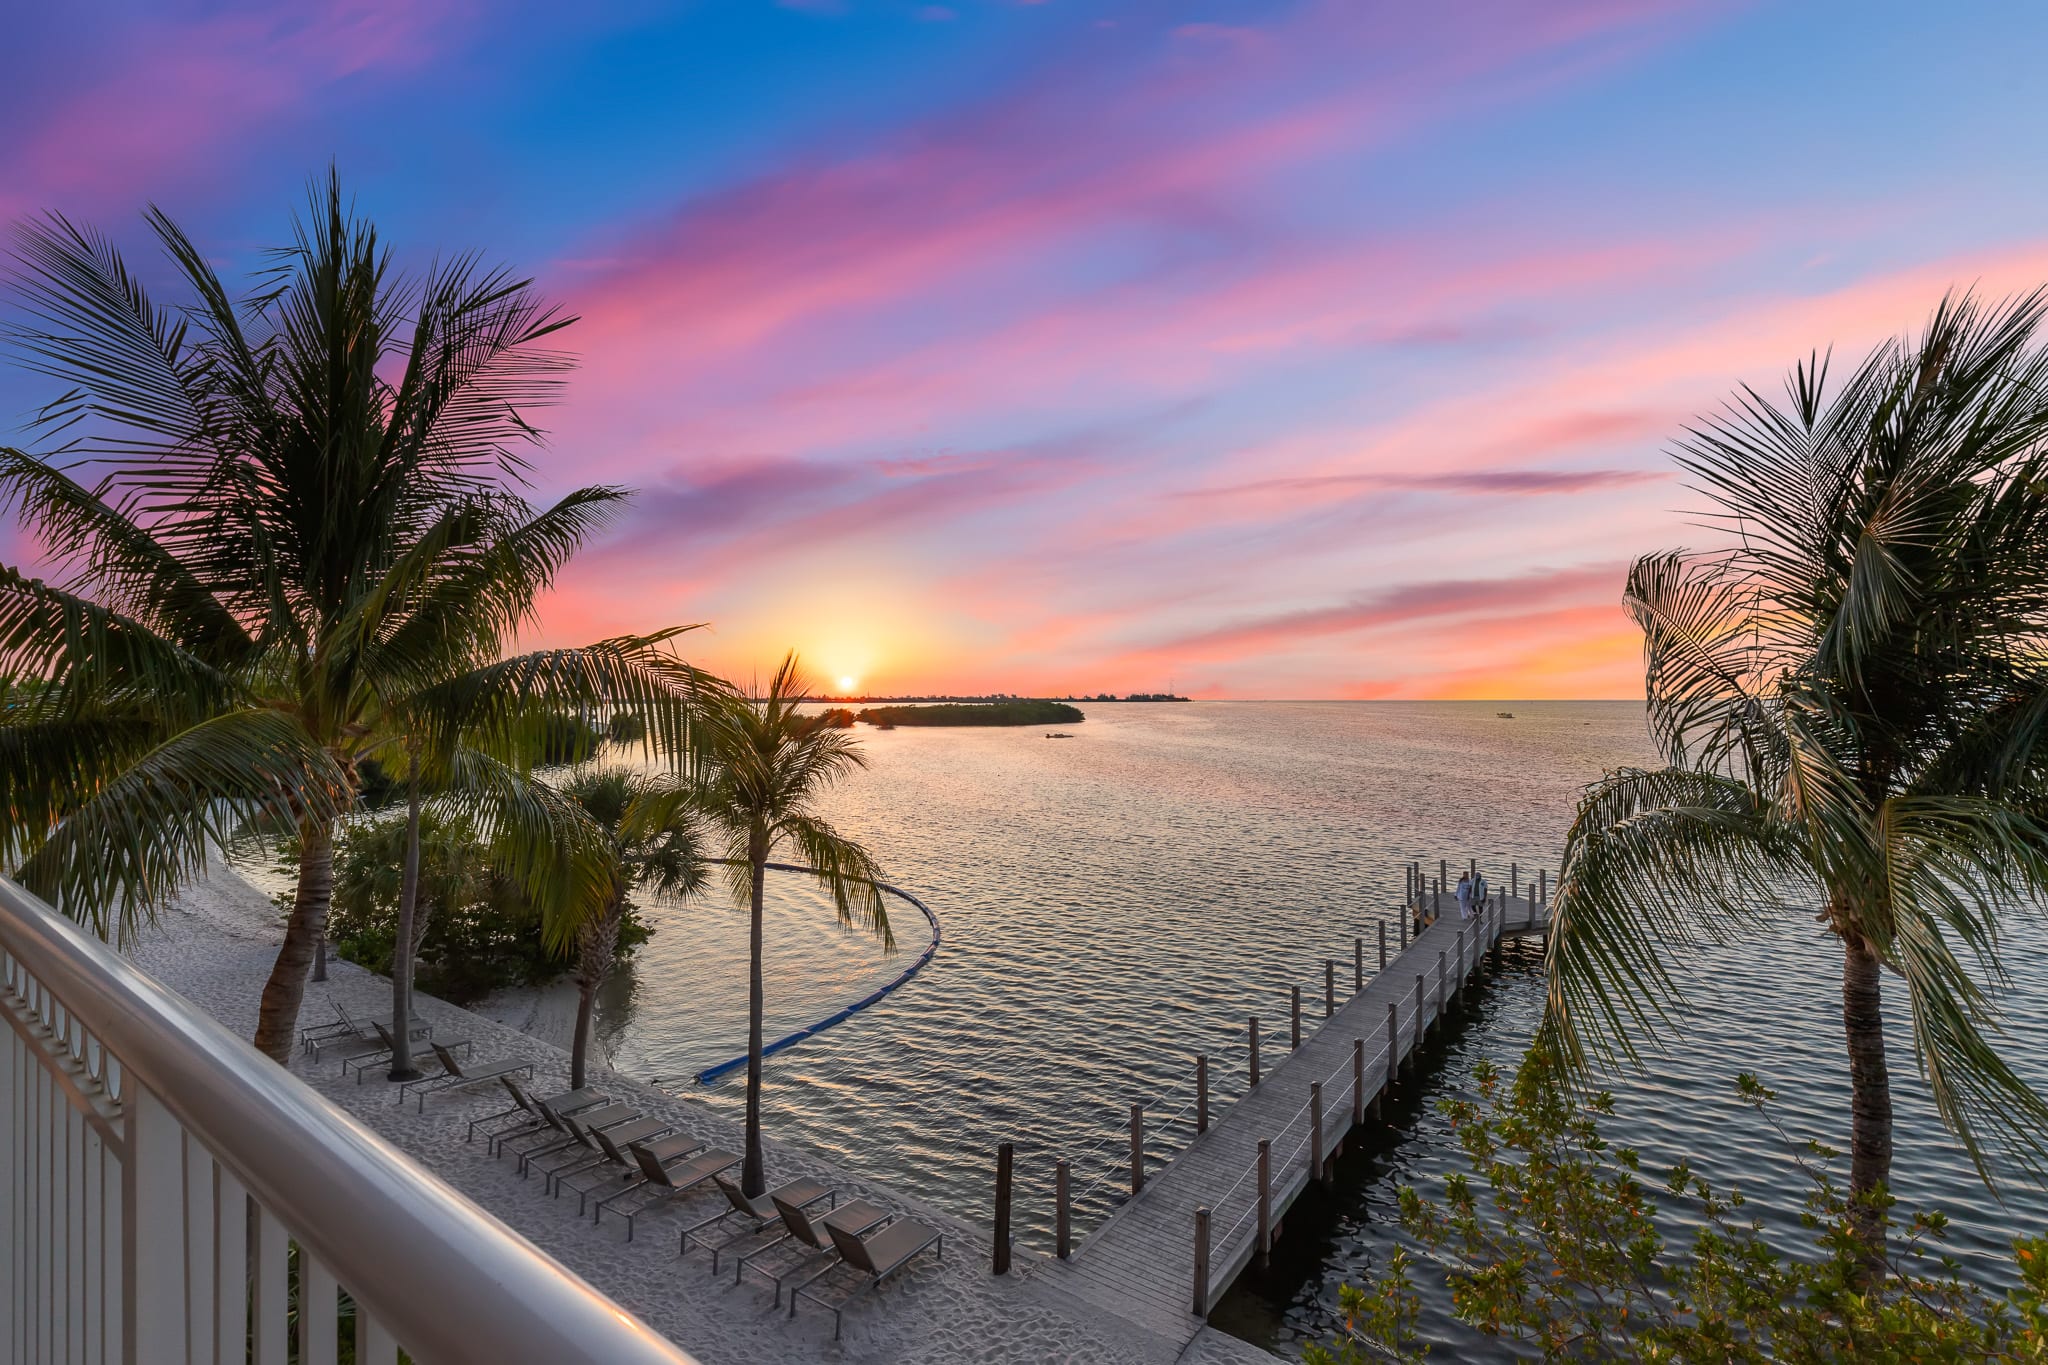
(1379, 920), (1387, 970)
(1192, 1206), (1211, 1316)
(1129, 1104), (1145, 1195)
(1353, 937), (1363, 992)
(1291, 985), (1302, 1048)
(1055, 1158), (1071, 1259)
(1249, 1016), (1260, 1087)
(1324, 960), (1335, 1018)
(994, 1142), (1014, 1275)
(1255, 1140), (1272, 1265)
(1196, 1054), (1209, 1134)
(1384, 1002), (1398, 1097)
(1310, 1081), (1325, 1183)
(1352, 1038), (1365, 1127)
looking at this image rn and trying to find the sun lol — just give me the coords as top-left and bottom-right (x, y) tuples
(837, 675), (858, 694)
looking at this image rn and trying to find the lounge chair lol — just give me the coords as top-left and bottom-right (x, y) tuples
(610, 1143), (741, 1241)
(577, 1132), (703, 1222)
(355, 1022), (472, 1086)
(792, 1218), (943, 1338)
(397, 1042), (533, 1110)
(528, 1105), (655, 1186)
(734, 1193), (886, 1305)
(471, 1078), (604, 1153)
(516, 1101), (637, 1178)
(548, 1114), (674, 1204)
(298, 1004), (357, 1056)
(680, 1174), (833, 1271)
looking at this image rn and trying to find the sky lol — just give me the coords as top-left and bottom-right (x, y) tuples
(4, 2), (2048, 699)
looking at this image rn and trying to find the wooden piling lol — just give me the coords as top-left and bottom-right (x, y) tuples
(1256, 1139), (1272, 1266)
(994, 1142), (1014, 1275)
(1325, 960), (1335, 1018)
(1192, 1206), (1211, 1316)
(1352, 1037), (1365, 1127)
(1291, 985), (1302, 1048)
(1249, 1016), (1260, 1087)
(1354, 937), (1363, 992)
(1384, 1002), (1398, 1100)
(1055, 1158), (1071, 1259)
(1310, 1081), (1325, 1182)
(1379, 920), (1388, 970)
(1130, 1104), (1145, 1195)
(1539, 866), (1548, 907)
(1197, 1054), (1210, 1134)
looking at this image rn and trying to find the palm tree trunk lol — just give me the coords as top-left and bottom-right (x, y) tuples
(388, 753), (425, 1081)
(742, 852), (768, 1197)
(570, 898), (623, 1090)
(253, 820), (335, 1063)
(1843, 935), (1893, 1276)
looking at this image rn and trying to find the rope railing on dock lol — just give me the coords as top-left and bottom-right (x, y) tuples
(1000, 863), (1553, 1273)
(1189, 896), (1509, 1305)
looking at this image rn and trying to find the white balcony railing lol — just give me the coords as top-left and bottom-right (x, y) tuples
(0, 876), (701, 1365)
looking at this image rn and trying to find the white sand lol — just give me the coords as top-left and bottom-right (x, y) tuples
(129, 864), (1282, 1364)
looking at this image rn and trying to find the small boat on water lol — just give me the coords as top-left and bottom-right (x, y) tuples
(1045, 732), (1076, 739)
(1496, 711), (1515, 718)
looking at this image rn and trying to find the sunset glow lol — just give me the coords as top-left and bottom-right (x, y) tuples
(5, 4), (2044, 697)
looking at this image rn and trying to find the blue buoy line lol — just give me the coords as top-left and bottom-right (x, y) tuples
(692, 860), (941, 1085)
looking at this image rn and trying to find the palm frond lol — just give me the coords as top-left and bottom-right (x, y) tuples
(10, 708), (351, 941)
(1546, 766), (1797, 1076)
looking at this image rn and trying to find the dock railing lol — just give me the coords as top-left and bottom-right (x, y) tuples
(1041, 865), (1550, 1241)
(0, 875), (699, 1365)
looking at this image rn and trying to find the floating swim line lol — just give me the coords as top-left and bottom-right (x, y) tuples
(692, 861), (941, 1085)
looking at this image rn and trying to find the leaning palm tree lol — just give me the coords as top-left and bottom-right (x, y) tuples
(0, 174), (701, 1061)
(1546, 290), (2048, 1270)
(547, 768), (707, 1089)
(692, 655), (891, 1195)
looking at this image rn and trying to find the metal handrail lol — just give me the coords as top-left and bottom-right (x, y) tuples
(0, 876), (698, 1365)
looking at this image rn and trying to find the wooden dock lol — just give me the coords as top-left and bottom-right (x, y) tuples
(1040, 887), (1547, 1360)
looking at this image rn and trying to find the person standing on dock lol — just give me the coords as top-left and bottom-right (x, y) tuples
(1471, 868), (1488, 915)
(1455, 871), (1474, 920)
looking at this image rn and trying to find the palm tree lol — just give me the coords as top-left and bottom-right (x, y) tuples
(550, 768), (707, 1089)
(692, 655), (891, 1195)
(0, 174), (700, 1061)
(1546, 291), (2048, 1270)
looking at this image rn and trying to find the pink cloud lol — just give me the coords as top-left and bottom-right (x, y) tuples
(552, 2), (1705, 438)
(0, 1), (463, 220)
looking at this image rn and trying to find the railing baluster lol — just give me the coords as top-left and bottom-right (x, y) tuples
(126, 1088), (185, 1365)
(359, 1308), (400, 1365)
(304, 1254), (340, 1365)
(216, 1171), (247, 1365)
(184, 1138), (214, 1365)
(253, 1206), (289, 1365)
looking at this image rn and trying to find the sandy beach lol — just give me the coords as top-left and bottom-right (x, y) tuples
(131, 862), (1275, 1365)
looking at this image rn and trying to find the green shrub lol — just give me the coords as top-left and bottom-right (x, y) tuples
(1314, 1050), (2048, 1363)
(319, 811), (649, 1004)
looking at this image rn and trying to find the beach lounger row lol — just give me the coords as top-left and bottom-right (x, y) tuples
(469, 1078), (741, 1230)
(686, 1175), (942, 1339)
(452, 1073), (939, 1340)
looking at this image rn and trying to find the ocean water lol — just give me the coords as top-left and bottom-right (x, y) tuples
(479, 702), (2048, 1353)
